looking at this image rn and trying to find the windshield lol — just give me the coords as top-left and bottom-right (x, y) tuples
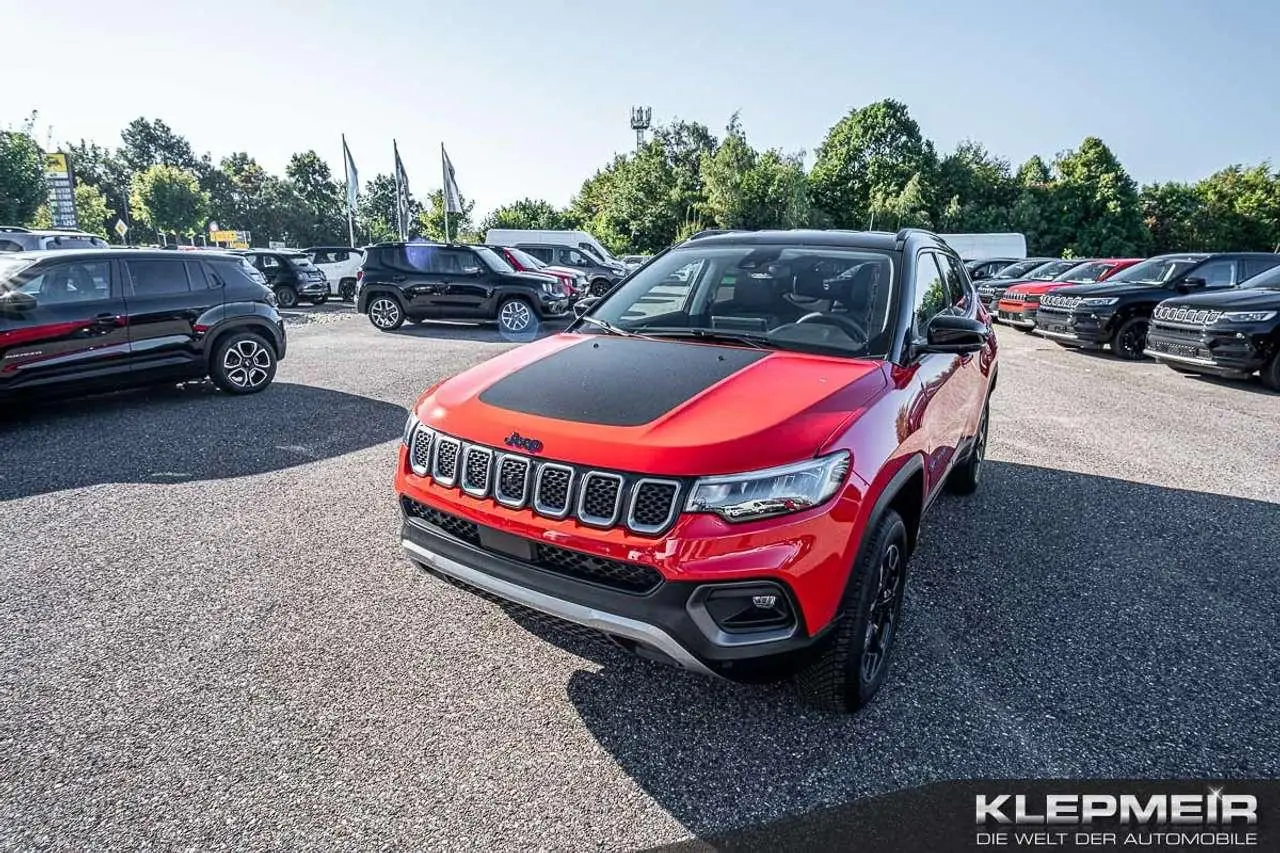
(505, 247), (546, 269)
(475, 246), (515, 274)
(580, 244), (612, 265)
(1237, 264), (1280, 291)
(1027, 260), (1080, 280)
(1054, 261), (1109, 282)
(1109, 256), (1204, 285)
(0, 256), (37, 288)
(583, 243), (897, 358)
(286, 253), (317, 270)
(992, 260), (1049, 280)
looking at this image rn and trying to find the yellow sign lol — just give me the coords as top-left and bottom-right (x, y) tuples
(229, 241), (249, 250)
(45, 153), (69, 175)
(211, 230), (240, 243)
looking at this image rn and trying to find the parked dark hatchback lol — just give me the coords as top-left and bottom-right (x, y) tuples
(1146, 263), (1280, 388)
(1035, 252), (1280, 360)
(243, 249), (330, 308)
(0, 249), (286, 403)
(356, 242), (570, 334)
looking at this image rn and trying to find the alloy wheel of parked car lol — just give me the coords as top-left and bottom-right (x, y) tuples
(589, 279), (611, 297)
(1263, 352), (1280, 391)
(498, 298), (534, 334)
(210, 332), (277, 395)
(945, 403), (988, 494)
(369, 296), (405, 331)
(860, 539), (904, 687)
(339, 279), (356, 302)
(1111, 317), (1149, 361)
(275, 286), (298, 309)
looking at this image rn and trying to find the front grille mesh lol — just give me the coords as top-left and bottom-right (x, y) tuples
(1153, 305), (1223, 326)
(403, 498), (663, 594)
(406, 426), (683, 536)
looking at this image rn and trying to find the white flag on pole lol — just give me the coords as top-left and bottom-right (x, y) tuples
(442, 144), (462, 214)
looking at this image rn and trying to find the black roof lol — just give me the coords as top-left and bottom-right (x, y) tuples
(682, 227), (952, 253)
(6, 248), (244, 263)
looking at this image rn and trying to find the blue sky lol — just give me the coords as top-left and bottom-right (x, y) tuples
(3, 0), (1277, 220)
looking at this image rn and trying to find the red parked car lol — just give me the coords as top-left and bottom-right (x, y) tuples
(484, 244), (588, 301)
(396, 228), (996, 713)
(996, 258), (1143, 329)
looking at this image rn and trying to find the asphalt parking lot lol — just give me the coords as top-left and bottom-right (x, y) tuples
(3, 307), (1278, 851)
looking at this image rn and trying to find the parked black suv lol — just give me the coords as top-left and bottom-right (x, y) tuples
(974, 257), (1060, 309)
(242, 249), (330, 308)
(0, 226), (110, 253)
(1146, 263), (1280, 389)
(0, 249), (286, 403)
(356, 242), (570, 334)
(513, 243), (627, 297)
(965, 257), (1020, 281)
(1035, 253), (1280, 360)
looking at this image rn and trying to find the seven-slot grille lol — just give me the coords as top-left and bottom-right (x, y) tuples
(408, 426), (683, 536)
(1152, 305), (1223, 326)
(1039, 293), (1085, 311)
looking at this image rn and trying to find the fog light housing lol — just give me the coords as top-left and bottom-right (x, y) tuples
(690, 582), (797, 641)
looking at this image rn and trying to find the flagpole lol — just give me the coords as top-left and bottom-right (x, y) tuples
(342, 135), (355, 247)
(393, 139), (405, 241)
(441, 142), (450, 244)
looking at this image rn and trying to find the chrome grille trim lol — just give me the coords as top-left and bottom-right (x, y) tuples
(460, 445), (493, 498)
(408, 425), (434, 476)
(577, 471), (625, 528)
(626, 478), (683, 534)
(533, 463), (575, 519)
(493, 453), (531, 508)
(432, 436), (461, 487)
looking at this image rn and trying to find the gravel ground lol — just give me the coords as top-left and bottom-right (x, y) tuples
(2, 309), (1277, 851)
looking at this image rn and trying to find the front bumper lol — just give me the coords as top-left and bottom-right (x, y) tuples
(298, 280), (329, 297)
(996, 302), (1037, 328)
(537, 294), (570, 317)
(1034, 307), (1114, 347)
(1145, 323), (1273, 376)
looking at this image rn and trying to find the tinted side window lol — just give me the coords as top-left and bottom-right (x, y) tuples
(940, 254), (971, 311)
(19, 260), (112, 303)
(125, 259), (191, 296)
(1194, 259), (1236, 288)
(911, 252), (948, 338)
(207, 258), (264, 288)
(523, 246), (553, 264)
(1243, 258), (1280, 280)
(185, 261), (211, 288)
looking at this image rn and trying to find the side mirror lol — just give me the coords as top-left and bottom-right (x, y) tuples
(972, 269), (989, 281)
(461, 266), (482, 275)
(919, 313), (989, 355)
(1179, 276), (1207, 292)
(0, 290), (37, 314)
(572, 296), (600, 317)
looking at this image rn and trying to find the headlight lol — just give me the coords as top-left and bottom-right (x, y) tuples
(1219, 310), (1277, 323)
(1079, 297), (1119, 307)
(685, 451), (850, 523)
(541, 281), (555, 294)
(402, 413), (419, 447)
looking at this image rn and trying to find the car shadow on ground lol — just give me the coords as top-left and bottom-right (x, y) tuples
(0, 381), (407, 501)
(388, 318), (571, 344)
(1180, 372), (1279, 396)
(505, 461), (1280, 841)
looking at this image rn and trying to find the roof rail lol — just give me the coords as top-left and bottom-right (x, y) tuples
(894, 227), (945, 245)
(0, 225), (32, 233)
(687, 229), (745, 241)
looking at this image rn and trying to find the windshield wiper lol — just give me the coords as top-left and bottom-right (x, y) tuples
(576, 314), (642, 338)
(640, 328), (772, 349)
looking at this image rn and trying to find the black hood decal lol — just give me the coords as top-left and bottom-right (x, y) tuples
(479, 336), (768, 427)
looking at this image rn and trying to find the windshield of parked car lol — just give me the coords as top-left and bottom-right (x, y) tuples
(504, 247), (545, 270)
(991, 260), (1048, 279)
(285, 253), (318, 270)
(582, 243), (898, 358)
(1108, 257), (1204, 285)
(1237, 264), (1280, 291)
(580, 244), (612, 265)
(1054, 261), (1110, 282)
(475, 246), (515, 274)
(1027, 260), (1079, 280)
(0, 256), (38, 287)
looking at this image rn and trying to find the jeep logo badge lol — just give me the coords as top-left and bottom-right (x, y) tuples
(504, 431), (544, 455)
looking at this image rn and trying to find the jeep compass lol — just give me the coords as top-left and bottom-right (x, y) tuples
(395, 229), (997, 713)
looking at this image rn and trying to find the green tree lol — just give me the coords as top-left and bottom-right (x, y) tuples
(130, 164), (209, 242)
(1192, 165), (1280, 252)
(418, 189), (475, 242)
(701, 115), (810, 230)
(1141, 181), (1203, 254)
(119, 117), (197, 173)
(809, 99), (937, 229)
(479, 198), (575, 234)
(1050, 137), (1149, 257)
(0, 130), (47, 225)
(65, 140), (132, 232)
(72, 183), (115, 238)
(869, 172), (934, 230)
(284, 150), (345, 246)
(357, 173), (423, 243)
(935, 141), (1018, 232)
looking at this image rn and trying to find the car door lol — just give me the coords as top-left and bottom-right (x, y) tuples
(905, 250), (971, 498)
(120, 257), (218, 378)
(0, 256), (130, 395)
(432, 247), (491, 317)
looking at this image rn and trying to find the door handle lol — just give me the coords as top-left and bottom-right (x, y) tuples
(93, 313), (121, 328)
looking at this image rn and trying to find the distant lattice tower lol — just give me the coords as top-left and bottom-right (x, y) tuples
(630, 106), (652, 151)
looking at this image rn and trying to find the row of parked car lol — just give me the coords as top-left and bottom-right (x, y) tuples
(965, 253), (1280, 390)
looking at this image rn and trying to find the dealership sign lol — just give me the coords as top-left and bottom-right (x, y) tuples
(44, 152), (77, 229)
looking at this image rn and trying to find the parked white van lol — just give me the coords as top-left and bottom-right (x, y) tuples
(484, 229), (623, 269)
(939, 233), (1028, 261)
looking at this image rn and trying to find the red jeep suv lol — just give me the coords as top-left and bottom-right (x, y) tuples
(396, 229), (997, 713)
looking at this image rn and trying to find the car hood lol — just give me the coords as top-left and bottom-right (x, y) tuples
(1051, 281), (1168, 298)
(1004, 280), (1074, 296)
(542, 265), (580, 278)
(508, 270), (558, 285)
(1159, 288), (1280, 310)
(415, 334), (889, 477)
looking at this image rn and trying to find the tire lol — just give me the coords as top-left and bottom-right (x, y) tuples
(1262, 350), (1280, 391)
(589, 279), (611, 297)
(367, 294), (405, 331)
(275, 286), (298, 309)
(497, 297), (536, 334)
(339, 279), (356, 302)
(1110, 315), (1149, 361)
(209, 330), (277, 395)
(946, 402), (989, 495)
(793, 509), (909, 714)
